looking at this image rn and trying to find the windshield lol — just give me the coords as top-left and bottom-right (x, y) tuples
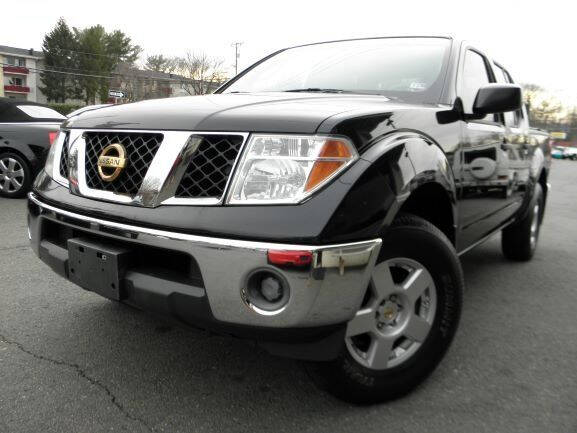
(222, 37), (451, 103)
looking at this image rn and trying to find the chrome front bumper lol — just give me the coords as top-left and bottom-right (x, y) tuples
(28, 193), (382, 328)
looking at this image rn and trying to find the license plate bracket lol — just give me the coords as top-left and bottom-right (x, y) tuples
(67, 238), (131, 300)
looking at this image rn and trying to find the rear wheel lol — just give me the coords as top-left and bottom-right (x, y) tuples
(307, 215), (463, 404)
(0, 152), (31, 198)
(501, 183), (544, 261)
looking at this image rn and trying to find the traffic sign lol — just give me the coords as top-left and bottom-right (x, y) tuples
(108, 90), (125, 98)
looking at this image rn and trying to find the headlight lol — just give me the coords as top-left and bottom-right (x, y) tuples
(227, 134), (357, 204)
(43, 131), (62, 180)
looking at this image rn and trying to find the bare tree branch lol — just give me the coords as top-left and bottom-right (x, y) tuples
(174, 52), (227, 95)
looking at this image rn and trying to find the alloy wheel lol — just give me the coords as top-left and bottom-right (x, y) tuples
(346, 257), (437, 370)
(0, 157), (25, 194)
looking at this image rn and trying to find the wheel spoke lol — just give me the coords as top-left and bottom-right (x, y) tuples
(10, 177), (22, 189)
(346, 307), (375, 337)
(403, 268), (433, 303)
(13, 169), (24, 179)
(0, 160), (8, 172)
(346, 256), (439, 371)
(2, 177), (11, 191)
(404, 314), (431, 342)
(367, 335), (394, 369)
(7, 159), (15, 171)
(371, 262), (396, 298)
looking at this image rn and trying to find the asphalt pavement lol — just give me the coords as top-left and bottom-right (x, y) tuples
(1, 159), (576, 433)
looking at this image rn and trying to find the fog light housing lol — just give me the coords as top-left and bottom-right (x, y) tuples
(242, 269), (290, 315)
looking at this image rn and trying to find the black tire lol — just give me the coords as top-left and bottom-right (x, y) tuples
(0, 151), (32, 198)
(501, 183), (544, 261)
(306, 214), (463, 404)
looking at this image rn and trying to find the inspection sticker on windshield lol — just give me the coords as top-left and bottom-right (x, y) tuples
(409, 82), (426, 91)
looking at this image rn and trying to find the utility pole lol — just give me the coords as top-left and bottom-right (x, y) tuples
(231, 42), (243, 76)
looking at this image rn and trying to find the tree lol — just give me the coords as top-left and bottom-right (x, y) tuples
(566, 108), (577, 141)
(522, 83), (543, 124)
(531, 99), (562, 129)
(174, 52), (227, 95)
(73, 25), (141, 104)
(39, 18), (78, 103)
(144, 54), (177, 73)
(566, 108), (577, 127)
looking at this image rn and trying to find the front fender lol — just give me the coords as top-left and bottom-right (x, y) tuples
(321, 131), (457, 242)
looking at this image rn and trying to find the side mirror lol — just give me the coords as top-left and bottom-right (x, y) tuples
(472, 83), (522, 117)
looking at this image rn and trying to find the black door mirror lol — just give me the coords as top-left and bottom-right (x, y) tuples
(472, 83), (522, 118)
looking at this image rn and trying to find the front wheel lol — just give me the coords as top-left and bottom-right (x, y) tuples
(307, 215), (463, 404)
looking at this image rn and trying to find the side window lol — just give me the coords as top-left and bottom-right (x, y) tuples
(504, 70), (524, 128)
(462, 50), (492, 121)
(494, 64), (517, 127)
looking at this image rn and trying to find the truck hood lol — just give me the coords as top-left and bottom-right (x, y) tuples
(64, 92), (418, 134)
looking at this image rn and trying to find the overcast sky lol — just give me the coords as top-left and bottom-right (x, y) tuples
(3, 0), (575, 105)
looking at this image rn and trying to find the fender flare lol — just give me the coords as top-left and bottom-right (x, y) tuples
(321, 131), (457, 243)
(363, 130), (457, 217)
(519, 145), (549, 220)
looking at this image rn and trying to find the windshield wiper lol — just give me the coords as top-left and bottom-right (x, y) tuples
(283, 88), (347, 93)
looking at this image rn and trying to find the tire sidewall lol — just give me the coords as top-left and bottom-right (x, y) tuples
(325, 220), (463, 403)
(529, 183), (544, 254)
(501, 182), (544, 261)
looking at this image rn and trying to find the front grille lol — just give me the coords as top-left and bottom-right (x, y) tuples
(175, 134), (244, 198)
(59, 132), (70, 179)
(84, 132), (163, 196)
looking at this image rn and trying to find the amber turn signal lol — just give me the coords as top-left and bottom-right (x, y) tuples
(305, 140), (353, 191)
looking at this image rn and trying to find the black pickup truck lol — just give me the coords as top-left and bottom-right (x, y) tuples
(28, 36), (551, 404)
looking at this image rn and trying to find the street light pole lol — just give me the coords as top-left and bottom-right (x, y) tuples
(231, 42), (243, 76)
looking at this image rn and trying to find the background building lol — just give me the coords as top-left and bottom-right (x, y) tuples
(0, 45), (44, 102)
(1, 45), (218, 106)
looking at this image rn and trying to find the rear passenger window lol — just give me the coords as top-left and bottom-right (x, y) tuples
(493, 65), (517, 127)
(462, 50), (492, 121)
(493, 64), (523, 128)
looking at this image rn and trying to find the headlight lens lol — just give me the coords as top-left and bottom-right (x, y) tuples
(227, 135), (357, 204)
(43, 131), (62, 180)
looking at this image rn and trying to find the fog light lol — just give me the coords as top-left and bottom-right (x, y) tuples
(242, 269), (290, 315)
(261, 276), (282, 302)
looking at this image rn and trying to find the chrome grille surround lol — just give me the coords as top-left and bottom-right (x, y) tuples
(58, 132), (70, 179)
(63, 129), (249, 208)
(51, 132), (70, 187)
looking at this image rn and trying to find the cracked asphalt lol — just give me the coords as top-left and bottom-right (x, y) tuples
(1, 159), (576, 433)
